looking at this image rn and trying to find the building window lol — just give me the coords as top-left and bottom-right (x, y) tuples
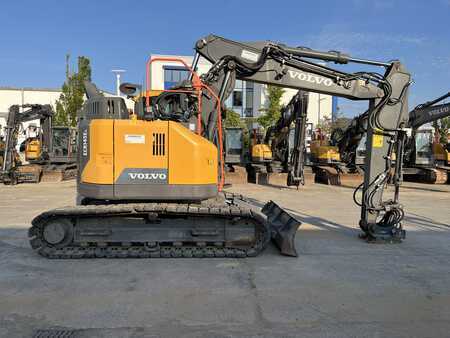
(245, 82), (254, 117)
(232, 91), (243, 107)
(163, 66), (189, 89)
(224, 81), (255, 118)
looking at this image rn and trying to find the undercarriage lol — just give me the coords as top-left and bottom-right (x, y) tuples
(403, 166), (448, 184)
(29, 195), (301, 258)
(1, 163), (77, 185)
(312, 165), (363, 187)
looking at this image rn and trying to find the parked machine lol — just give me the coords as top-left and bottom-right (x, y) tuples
(403, 91), (450, 183)
(1, 104), (77, 184)
(313, 91), (450, 185)
(246, 91), (310, 187)
(29, 34), (411, 260)
(252, 90), (309, 187)
(312, 112), (367, 185)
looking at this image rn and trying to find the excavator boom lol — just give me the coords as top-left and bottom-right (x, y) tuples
(192, 34), (411, 242)
(263, 91), (309, 187)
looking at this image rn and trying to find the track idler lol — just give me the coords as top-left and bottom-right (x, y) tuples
(262, 201), (301, 257)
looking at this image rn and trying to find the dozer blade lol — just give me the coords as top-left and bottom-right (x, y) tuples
(262, 201), (301, 257)
(41, 164), (77, 183)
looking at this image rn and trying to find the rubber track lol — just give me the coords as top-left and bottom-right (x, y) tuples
(28, 203), (270, 259)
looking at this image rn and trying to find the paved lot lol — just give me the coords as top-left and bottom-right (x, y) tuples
(0, 180), (449, 337)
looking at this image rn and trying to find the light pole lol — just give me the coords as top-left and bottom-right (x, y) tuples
(317, 93), (327, 126)
(111, 69), (126, 96)
(316, 62), (328, 127)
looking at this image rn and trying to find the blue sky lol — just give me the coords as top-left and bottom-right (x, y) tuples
(0, 0), (449, 116)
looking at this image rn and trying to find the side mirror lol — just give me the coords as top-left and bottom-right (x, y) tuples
(120, 83), (142, 98)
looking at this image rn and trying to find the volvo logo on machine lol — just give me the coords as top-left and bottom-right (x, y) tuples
(82, 129), (88, 157)
(429, 105), (449, 116)
(118, 168), (169, 184)
(288, 70), (334, 87)
(128, 172), (167, 180)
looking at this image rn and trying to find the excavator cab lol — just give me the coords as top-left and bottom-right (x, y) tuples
(50, 127), (77, 163)
(224, 127), (244, 166)
(414, 128), (434, 166)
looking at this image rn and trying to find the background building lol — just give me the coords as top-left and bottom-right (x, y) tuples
(149, 54), (334, 128)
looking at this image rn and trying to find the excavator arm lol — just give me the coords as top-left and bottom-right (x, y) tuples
(264, 90), (309, 187)
(408, 92), (450, 129)
(190, 34), (411, 242)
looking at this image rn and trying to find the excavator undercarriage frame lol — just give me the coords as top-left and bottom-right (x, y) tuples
(29, 194), (300, 258)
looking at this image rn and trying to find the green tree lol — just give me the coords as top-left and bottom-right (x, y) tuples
(54, 55), (92, 126)
(316, 116), (332, 136)
(224, 109), (245, 128)
(257, 85), (285, 129)
(433, 117), (450, 145)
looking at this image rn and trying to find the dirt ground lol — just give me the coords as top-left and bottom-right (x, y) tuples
(0, 180), (449, 337)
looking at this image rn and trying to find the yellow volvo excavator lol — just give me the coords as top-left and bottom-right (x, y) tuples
(1, 104), (77, 184)
(29, 34), (411, 259)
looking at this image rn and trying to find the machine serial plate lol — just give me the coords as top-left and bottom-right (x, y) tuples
(125, 134), (146, 144)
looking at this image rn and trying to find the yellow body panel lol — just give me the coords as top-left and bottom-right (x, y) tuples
(113, 119), (168, 181)
(310, 140), (340, 162)
(25, 139), (41, 160)
(251, 144), (272, 162)
(168, 121), (217, 184)
(433, 142), (447, 162)
(81, 119), (217, 186)
(81, 120), (114, 184)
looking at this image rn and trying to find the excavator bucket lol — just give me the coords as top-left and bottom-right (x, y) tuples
(262, 201), (301, 257)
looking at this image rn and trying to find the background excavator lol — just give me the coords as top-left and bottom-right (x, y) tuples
(312, 111), (370, 186)
(29, 34), (411, 259)
(403, 91), (450, 183)
(1, 104), (77, 184)
(313, 91), (450, 185)
(247, 90), (309, 187)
